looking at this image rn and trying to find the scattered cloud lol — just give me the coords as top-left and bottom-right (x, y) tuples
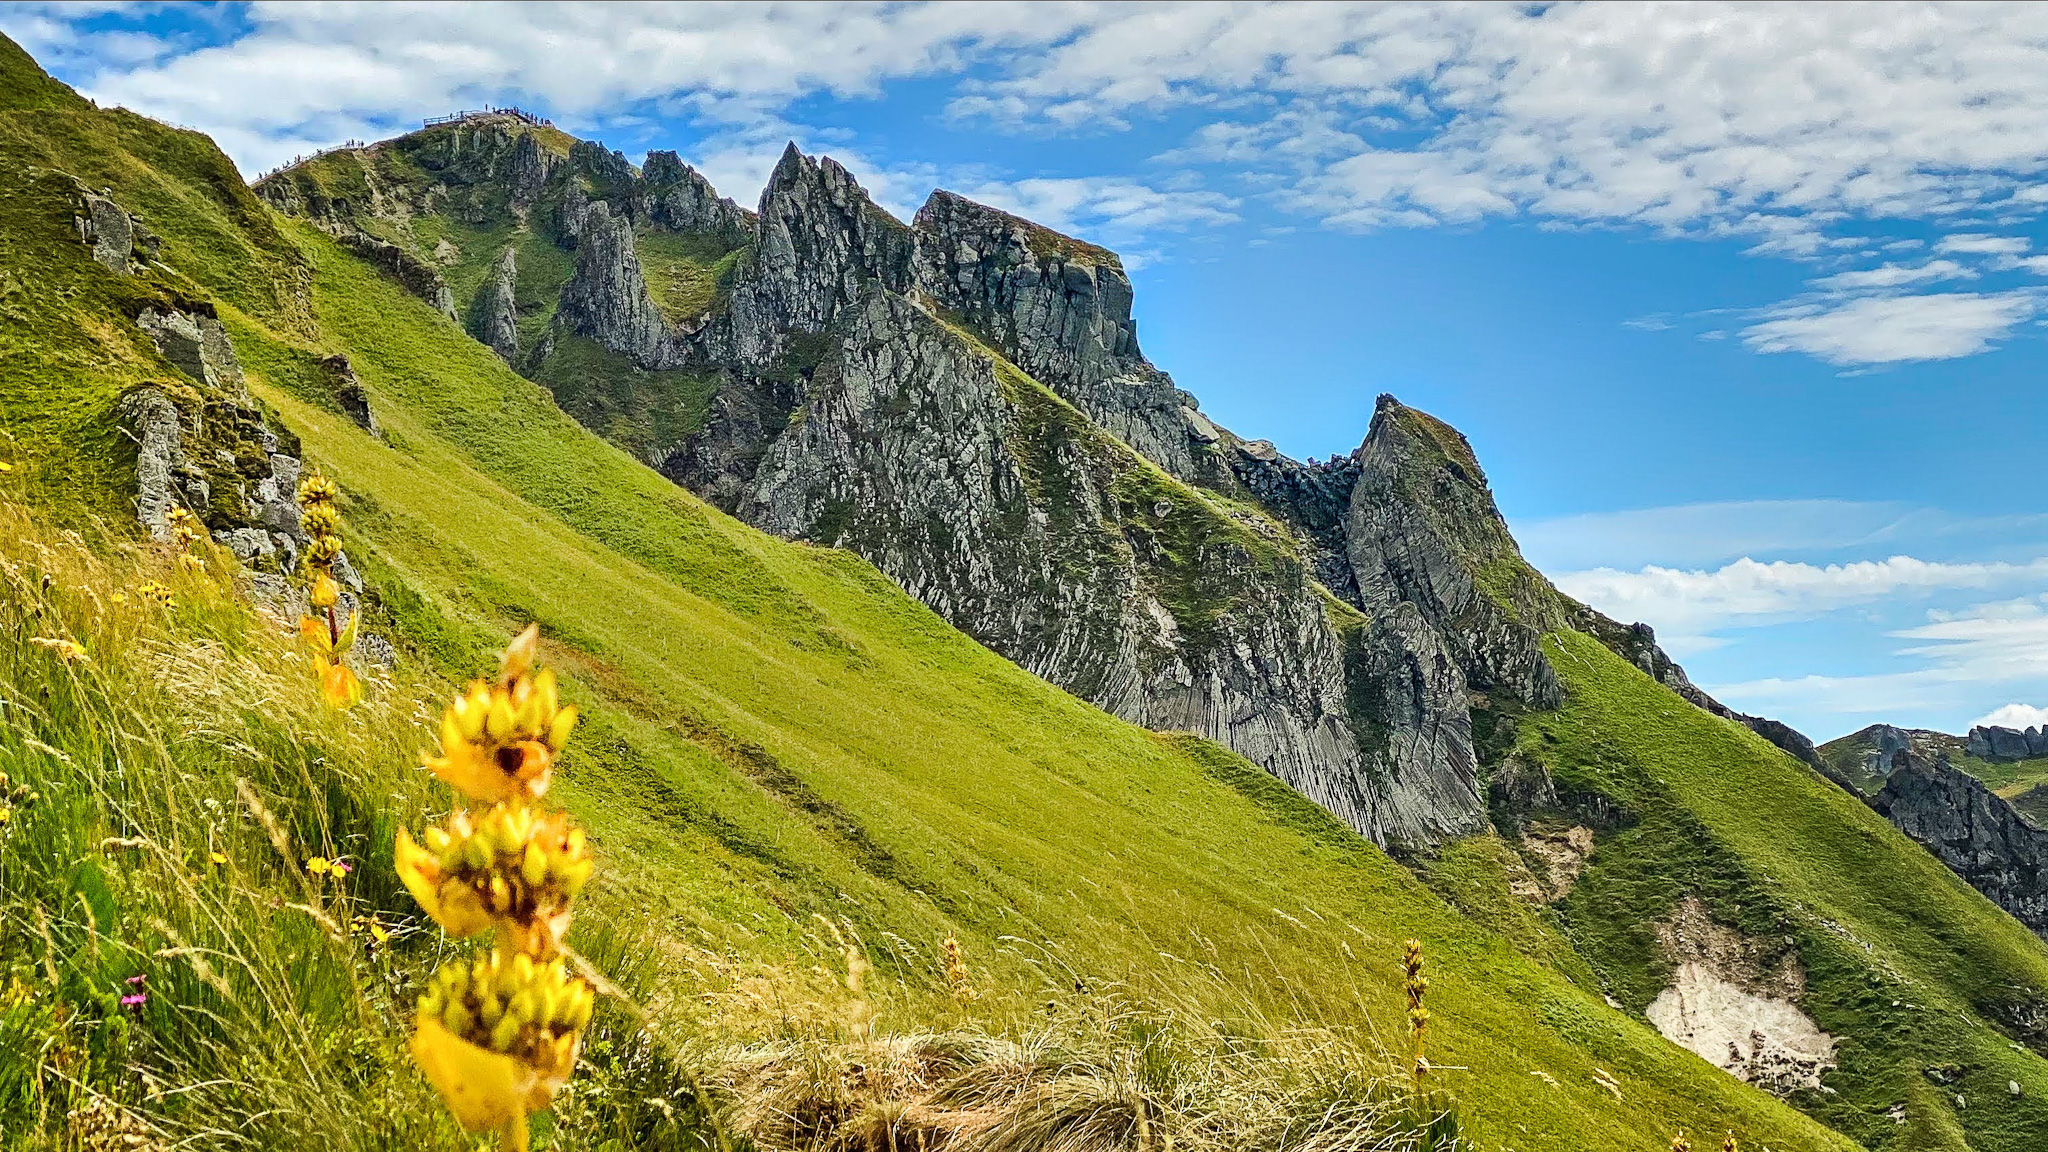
(1710, 595), (2048, 729)
(1555, 556), (2048, 638)
(962, 177), (1239, 245)
(1972, 702), (2048, 730)
(1935, 233), (2031, 257)
(1810, 260), (1974, 293)
(1516, 499), (1932, 573)
(1740, 291), (2038, 365)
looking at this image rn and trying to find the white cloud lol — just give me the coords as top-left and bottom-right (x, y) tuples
(1515, 499), (1932, 572)
(1556, 556), (2048, 637)
(1740, 291), (2037, 365)
(1935, 232), (2031, 256)
(1810, 260), (1973, 292)
(961, 176), (1239, 245)
(1972, 702), (2048, 730)
(1709, 596), (2048, 729)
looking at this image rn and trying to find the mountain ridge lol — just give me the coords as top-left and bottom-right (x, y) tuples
(8, 39), (2048, 1147)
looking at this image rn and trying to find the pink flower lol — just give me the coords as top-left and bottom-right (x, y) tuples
(120, 974), (147, 1007)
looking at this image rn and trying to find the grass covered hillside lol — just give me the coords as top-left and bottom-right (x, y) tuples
(3, 32), (2048, 1152)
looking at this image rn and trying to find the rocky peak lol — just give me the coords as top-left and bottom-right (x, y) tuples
(909, 189), (1204, 478)
(557, 201), (673, 367)
(1875, 748), (2048, 939)
(1345, 394), (1562, 710)
(640, 150), (752, 243)
(731, 144), (915, 355)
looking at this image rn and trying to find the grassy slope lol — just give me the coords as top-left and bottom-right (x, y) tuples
(1533, 631), (2048, 1150)
(270, 219), (1852, 1151)
(0, 38), (1859, 1148)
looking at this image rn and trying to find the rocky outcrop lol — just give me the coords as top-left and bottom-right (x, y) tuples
(557, 202), (673, 366)
(509, 131), (555, 206)
(642, 151), (752, 244)
(910, 191), (1208, 479)
(120, 305), (306, 566)
(1875, 748), (2048, 939)
(468, 246), (521, 361)
(1345, 396), (1562, 711)
(714, 144), (915, 369)
(321, 354), (379, 437)
(739, 286), (1484, 848)
(334, 227), (457, 321)
(73, 187), (158, 274)
(1969, 725), (2048, 761)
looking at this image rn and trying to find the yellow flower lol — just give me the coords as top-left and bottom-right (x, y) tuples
(318, 660), (364, 709)
(209, 851), (228, 867)
(410, 955), (589, 1132)
(423, 628), (577, 805)
(0, 461), (12, 473)
(297, 469), (338, 507)
(394, 806), (590, 951)
(395, 826), (494, 938)
(137, 582), (174, 608)
(110, 591), (128, 604)
(29, 637), (88, 663)
(308, 570), (340, 610)
(307, 856), (331, 876)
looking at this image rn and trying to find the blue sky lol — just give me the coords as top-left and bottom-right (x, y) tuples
(12, 1), (2048, 742)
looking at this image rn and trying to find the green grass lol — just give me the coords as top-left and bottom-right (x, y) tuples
(8, 32), (2048, 1149)
(1525, 630), (2048, 1150)
(631, 229), (744, 324)
(527, 331), (719, 463)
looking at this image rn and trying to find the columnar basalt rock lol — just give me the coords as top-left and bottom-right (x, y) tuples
(909, 191), (1207, 479)
(1344, 396), (1562, 711)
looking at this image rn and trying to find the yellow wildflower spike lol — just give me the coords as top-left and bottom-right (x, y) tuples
(299, 617), (333, 655)
(395, 828), (493, 938)
(308, 570), (340, 610)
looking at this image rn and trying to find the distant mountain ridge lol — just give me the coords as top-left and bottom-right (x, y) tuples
(253, 114), (1829, 851)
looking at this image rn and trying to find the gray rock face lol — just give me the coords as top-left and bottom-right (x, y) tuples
(468, 246), (521, 361)
(118, 306), (305, 561)
(557, 202), (674, 366)
(643, 150), (752, 244)
(1969, 725), (2048, 760)
(1875, 749), (2048, 939)
(334, 227), (457, 321)
(909, 191), (1204, 479)
(1345, 396), (1562, 710)
(718, 144), (915, 367)
(740, 287), (1483, 847)
(509, 132), (555, 206)
(73, 188), (156, 274)
(321, 354), (379, 437)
